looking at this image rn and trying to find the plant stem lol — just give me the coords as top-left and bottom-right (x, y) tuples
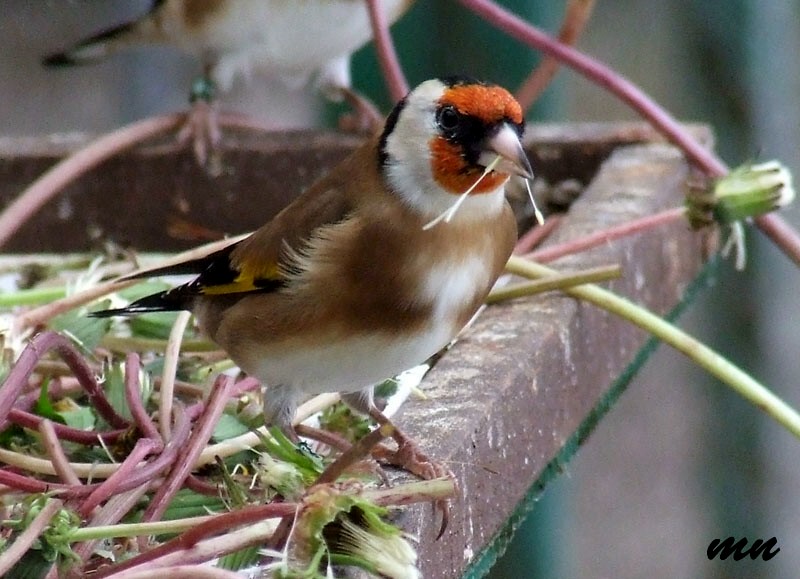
(0, 286), (67, 307)
(74, 484), (152, 565)
(196, 393), (340, 467)
(125, 353), (162, 442)
(110, 566), (244, 579)
(38, 419), (82, 486)
(101, 335), (218, 353)
(513, 213), (562, 254)
(488, 264), (621, 303)
(92, 503), (297, 578)
(525, 206), (688, 263)
(505, 256), (800, 439)
(69, 515), (219, 542)
(458, 0), (800, 268)
(78, 438), (160, 517)
(159, 310), (193, 440)
(361, 477), (457, 506)
(143, 375), (234, 523)
(0, 331), (128, 429)
(516, 0), (597, 111)
(366, 0), (408, 102)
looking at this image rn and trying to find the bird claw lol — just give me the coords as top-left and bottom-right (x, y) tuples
(372, 434), (455, 539)
(176, 92), (223, 175)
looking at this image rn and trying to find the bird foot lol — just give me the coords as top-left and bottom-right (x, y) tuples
(177, 77), (223, 175)
(372, 430), (454, 539)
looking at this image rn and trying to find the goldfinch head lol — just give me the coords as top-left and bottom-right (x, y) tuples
(379, 76), (533, 222)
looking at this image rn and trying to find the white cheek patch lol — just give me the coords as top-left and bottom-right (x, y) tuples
(419, 256), (492, 323)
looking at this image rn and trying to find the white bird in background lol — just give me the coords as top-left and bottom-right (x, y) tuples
(44, 0), (415, 163)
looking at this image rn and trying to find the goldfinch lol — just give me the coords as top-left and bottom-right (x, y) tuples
(42, 0), (413, 127)
(93, 76), (532, 494)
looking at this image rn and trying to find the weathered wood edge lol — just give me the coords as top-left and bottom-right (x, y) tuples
(0, 122), (706, 253)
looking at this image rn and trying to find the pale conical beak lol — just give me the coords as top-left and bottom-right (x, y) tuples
(478, 123), (534, 180)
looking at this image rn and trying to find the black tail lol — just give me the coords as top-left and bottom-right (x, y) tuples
(90, 289), (189, 318)
(42, 20), (139, 67)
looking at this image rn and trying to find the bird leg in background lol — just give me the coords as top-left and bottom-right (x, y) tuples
(335, 86), (385, 134)
(176, 66), (223, 173)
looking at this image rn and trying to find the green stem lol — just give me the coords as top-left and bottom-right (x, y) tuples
(505, 256), (800, 439)
(0, 286), (67, 307)
(488, 264), (621, 303)
(100, 335), (219, 353)
(67, 515), (218, 541)
(62, 479), (456, 541)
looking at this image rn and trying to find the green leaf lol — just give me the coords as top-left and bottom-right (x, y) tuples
(318, 402), (372, 444)
(58, 405), (96, 430)
(0, 424), (25, 446)
(129, 312), (182, 340)
(212, 413), (251, 441)
(373, 379), (398, 399)
(258, 428), (325, 482)
(117, 281), (173, 301)
(160, 489), (226, 522)
(5, 548), (53, 579)
(103, 362), (132, 421)
(217, 545), (261, 571)
(216, 456), (251, 509)
(50, 308), (111, 352)
(33, 380), (65, 425)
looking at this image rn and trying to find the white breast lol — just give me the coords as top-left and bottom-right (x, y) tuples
(418, 255), (493, 324)
(252, 326), (454, 395)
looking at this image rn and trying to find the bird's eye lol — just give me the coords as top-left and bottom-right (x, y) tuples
(436, 105), (461, 132)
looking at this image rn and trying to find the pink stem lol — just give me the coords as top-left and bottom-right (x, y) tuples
(38, 419), (82, 486)
(111, 567), (243, 579)
(458, 0), (800, 266)
(366, 0), (408, 101)
(0, 408), (190, 497)
(66, 403), (190, 499)
(92, 502), (298, 579)
(515, 0), (597, 111)
(125, 353), (162, 442)
(141, 375), (234, 523)
(525, 206), (687, 263)
(5, 408), (124, 444)
(0, 469), (56, 494)
(73, 483), (152, 564)
(756, 214), (800, 268)
(184, 475), (221, 496)
(0, 331), (128, 429)
(184, 375), (260, 421)
(513, 214), (563, 254)
(78, 438), (161, 517)
(457, 0), (726, 176)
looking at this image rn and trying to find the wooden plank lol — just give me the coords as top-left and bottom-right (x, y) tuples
(0, 123), (699, 252)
